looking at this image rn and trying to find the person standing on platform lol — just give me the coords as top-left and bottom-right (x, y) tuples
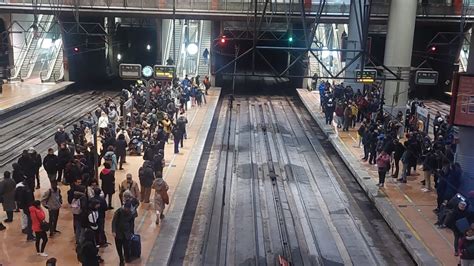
(103, 146), (118, 173)
(54, 125), (71, 150)
(203, 75), (211, 95)
(152, 174), (169, 225)
(139, 161), (154, 203)
(115, 134), (127, 170)
(40, 180), (62, 237)
(376, 150), (391, 188)
(18, 150), (36, 191)
(0, 171), (16, 223)
(324, 98), (335, 125)
(67, 180), (87, 245)
(172, 124), (184, 154)
(43, 148), (59, 184)
(29, 147), (42, 189)
(57, 143), (72, 184)
(112, 201), (134, 266)
(177, 111), (188, 140)
(15, 179), (35, 241)
(392, 139), (406, 180)
(119, 174), (140, 204)
(100, 163), (115, 210)
(98, 112), (109, 137)
(30, 200), (48, 257)
(92, 188), (108, 247)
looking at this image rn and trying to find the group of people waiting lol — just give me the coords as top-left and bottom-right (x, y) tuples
(317, 81), (474, 264)
(0, 74), (208, 265)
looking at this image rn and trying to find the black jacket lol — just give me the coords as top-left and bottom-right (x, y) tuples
(111, 207), (134, 240)
(139, 162), (155, 188)
(43, 154), (59, 174)
(115, 139), (127, 157)
(54, 131), (71, 145)
(15, 183), (34, 210)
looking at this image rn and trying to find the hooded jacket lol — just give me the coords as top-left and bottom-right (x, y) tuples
(100, 168), (115, 194)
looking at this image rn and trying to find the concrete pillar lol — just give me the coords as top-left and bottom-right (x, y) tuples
(105, 17), (116, 76)
(344, 0), (365, 91)
(455, 30), (474, 184)
(0, 14), (14, 76)
(383, 0), (417, 113)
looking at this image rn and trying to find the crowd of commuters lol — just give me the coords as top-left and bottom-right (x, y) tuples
(317, 80), (474, 263)
(0, 74), (210, 265)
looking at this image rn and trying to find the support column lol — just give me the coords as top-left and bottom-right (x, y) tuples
(344, 0), (365, 91)
(105, 17), (116, 76)
(0, 14), (14, 76)
(455, 30), (474, 183)
(155, 18), (162, 65)
(383, 0), (417, 113)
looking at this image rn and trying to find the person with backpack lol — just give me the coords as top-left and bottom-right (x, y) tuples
(152, 174), (169, 225)
(103, 146), (117, 172)
(43, 148), (59, 183)
(115, 134), (127, 170)
(67, 179), (87, 245)
(112, 202), (135, 265)
(376, 150), (391, 188)
(77, 228), (100, 266)
(30, 200), (49, 257)
(177, 112), (188, 140)
(40, 180), (62, 237)
(139, 161), (155, 203)
(99, 163), (115, 210)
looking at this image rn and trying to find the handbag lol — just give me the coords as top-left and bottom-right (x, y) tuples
(40, 220), (50, 232)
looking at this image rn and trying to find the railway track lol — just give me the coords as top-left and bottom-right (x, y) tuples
(182, 96), (414, 266)
(0, 90), (118, 173)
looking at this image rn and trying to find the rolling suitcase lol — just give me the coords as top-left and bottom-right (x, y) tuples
(130, 234), (141, 258)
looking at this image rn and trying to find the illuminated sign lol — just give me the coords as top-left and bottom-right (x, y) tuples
(119, 64), (142, 79)
(154, 65), (175, 80)
(355, 69), (377, 83)
(415, 71), (438, 85)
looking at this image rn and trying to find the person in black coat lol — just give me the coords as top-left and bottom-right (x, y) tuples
(17, 150), (36, 191)
(15, 180), (35, 240)
(43, 148), (59, 183)
(392, 139), (406, 179)
(12, 163), (26, 184)
(57, 143), (72, 183)
(100, 163), (115, 210)
(115, 134), (127, 170)
(444, 201), (468, 255)
(28, 148), (42, 189)
(79, 228), (100, 266)
(112, 202), (135, 265)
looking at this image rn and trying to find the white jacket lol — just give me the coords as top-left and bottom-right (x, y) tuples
(98, 116), (109, 129)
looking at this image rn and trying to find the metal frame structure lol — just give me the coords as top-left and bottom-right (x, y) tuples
(214, 0), (402, 82)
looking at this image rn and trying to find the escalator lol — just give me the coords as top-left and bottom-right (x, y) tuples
(41, 43), (64, 82)
(197, 20), (211, 77)
(11, 15), (54, 81)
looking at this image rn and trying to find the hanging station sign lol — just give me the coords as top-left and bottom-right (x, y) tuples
(153, 65), (176, 80)
(119, 64), (142, 80)
(415, 70), (439, 85)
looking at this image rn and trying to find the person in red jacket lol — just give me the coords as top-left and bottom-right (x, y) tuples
(30, 200), (49, 257)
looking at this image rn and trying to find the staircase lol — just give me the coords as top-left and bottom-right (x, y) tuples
(197, 20), (211, 77)
(12, 15), (54, 81)
(45, 45), (64, 82)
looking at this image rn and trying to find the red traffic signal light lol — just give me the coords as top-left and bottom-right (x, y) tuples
(220, 36), (226, 44)
(429, 46), (437, 52)
(73, 47), (79, 52)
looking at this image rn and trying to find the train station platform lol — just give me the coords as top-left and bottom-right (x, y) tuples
(297, 89), (454, 265)
(0, 81), (73, 116)
(0, 88), (221, 265)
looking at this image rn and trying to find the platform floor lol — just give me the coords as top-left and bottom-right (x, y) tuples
(0, 81), (72, 114)
(298, 89), (457, 266)
(0, 88), (220, 265)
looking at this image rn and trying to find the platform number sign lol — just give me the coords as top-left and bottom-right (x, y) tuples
(355, 69), (377, 83)
(119, 64), (142, 80)
(415, 71), (438, 85)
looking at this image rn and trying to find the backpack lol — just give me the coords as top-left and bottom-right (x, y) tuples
(377, 154), (391, 170)
(103, 152), (113, 165)
(71, 198), (82, 215)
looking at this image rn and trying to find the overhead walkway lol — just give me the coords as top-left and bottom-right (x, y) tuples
(0, 0), (470, 23)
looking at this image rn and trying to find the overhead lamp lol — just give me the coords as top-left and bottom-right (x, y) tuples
(186, 43), (198, 55)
